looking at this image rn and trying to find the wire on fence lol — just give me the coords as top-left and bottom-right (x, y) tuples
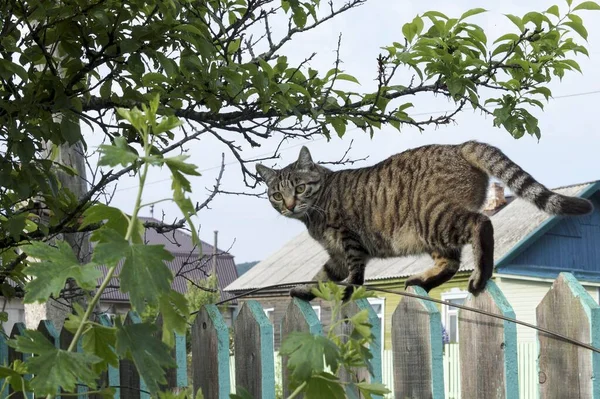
(198, 280), (600, 354)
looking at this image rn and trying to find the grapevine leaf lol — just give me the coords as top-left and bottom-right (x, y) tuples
(10, 331), (101, 395)
(115, 319), (175, 394)
(23, 241), (101, 303)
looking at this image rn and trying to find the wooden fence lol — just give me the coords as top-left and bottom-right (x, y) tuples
(2, 271), (600, 398)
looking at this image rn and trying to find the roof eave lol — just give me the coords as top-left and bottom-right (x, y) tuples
(496, 181), (600, 269)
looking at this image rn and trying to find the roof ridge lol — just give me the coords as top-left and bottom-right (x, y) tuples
(550, 179), (600, 191)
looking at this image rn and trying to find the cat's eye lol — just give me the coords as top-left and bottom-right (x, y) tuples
(272, 192), (283, 201)
(295, 184), (306, 194)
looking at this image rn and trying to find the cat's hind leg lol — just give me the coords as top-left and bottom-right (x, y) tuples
(417, 207), (494, 294)
(405, 249), (461, 292)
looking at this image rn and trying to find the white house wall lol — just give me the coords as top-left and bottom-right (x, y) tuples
(495, 276), (599, 342)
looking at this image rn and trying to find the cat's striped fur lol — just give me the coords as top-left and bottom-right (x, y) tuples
(256, 141), (593, 300)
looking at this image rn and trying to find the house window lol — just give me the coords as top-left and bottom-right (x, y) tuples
(441, 289), (468, 344)
(311, 305), (321, 321)
(367, 298), (385, 348)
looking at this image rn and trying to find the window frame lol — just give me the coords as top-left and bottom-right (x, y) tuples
(441, 289), (469, 344)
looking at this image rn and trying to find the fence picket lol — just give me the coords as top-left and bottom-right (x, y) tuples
(0, 326), (8, 398)
(536, 272), (600, 398)
(335, 298), (382, 398)
(458, 281), (518, 399)
(97, 314), (119, 399)
(233, 300), (275, 398)
(8, 322), (32, 399)
(280, 298), (322, 398)
(391, 286), (444, 399)
(192, 304), (231, 399)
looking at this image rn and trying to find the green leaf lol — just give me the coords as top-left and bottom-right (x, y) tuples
(280, 332), (341, 381)
(0, 364), (29, 393)
(120, 243), (175, 312)
(10, 330), (101, 395)
(82, 204), (130, 239)
(158, 290), (189, 346)
(564, 20), (589, 39)
(292, 7), (307, 28)
(82, 323), (118, 371)
(23, 241), (102, 303)
(305, 373), (345, 399)
(493, 33), (520, 44)
(460, 8), (487, 20)
(98, 136), (139, 167)
(355, 382), (391, 398)
(330, 118), (346, 137)
(505, 14), (525, 31)
(165, 155), (201, 177)
(115, 319), (176, 393)
(402, 22), (418, 43)
(422, 10), (449, 20)
(528, 87), (553, 100)
(546, 5), (560, 16)
(60, 115), (82, 145)
(573, 1), (600, 10)
(336, 74), (360, 84)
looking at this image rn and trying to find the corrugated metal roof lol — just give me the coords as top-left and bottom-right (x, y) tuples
(99, 218), (238, 304)
(225, 182), (594, 292)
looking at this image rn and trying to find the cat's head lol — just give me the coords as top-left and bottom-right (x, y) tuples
(256, 146), (324, 219)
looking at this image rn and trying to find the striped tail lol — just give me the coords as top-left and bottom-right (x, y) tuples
(460, 141), (593, 216)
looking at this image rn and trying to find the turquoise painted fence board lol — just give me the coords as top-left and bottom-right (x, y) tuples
(0, 327), (8, 398)
(9, 322), (32, 399)
(280, 298), (323, 397)
(537, 272), (600, 398)
(192, 304), (231, 399)
(175, 333), (187, 388)
(356, 298), (383, 389)
(98, 314), (120, 399)
(391, 286), (444, 399)
(459, 281), (519, 399)
(234, 300), (275, 399)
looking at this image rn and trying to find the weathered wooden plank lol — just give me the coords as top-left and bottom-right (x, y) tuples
(280, 298), (323, 397)
(459, 281), (518, 399)
(234, 300), (275, 398)
(336, 298), (383, 398)
(192, 304), (230, 399)
(391, 286), (444, 399)
(537, 272), (600, 398)
(8, 323), (32, 399)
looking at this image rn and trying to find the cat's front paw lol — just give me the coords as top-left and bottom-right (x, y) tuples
(290, 285), (316, 301)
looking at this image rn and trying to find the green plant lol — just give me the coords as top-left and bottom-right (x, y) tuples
(279, 282), (389, 399)
(3, 95), (198, 397)
(0, 0), (597, 397)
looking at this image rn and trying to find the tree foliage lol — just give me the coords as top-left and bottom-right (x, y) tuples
(0, 0), (597, 396)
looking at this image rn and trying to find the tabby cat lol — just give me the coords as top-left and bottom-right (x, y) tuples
(256, 141), (593, 301)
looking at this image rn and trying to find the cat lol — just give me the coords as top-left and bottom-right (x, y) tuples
(256, 141), (593, 301)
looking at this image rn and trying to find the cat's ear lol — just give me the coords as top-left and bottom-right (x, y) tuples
(297, 146), (314, 168)
(256, 164), (277, 184)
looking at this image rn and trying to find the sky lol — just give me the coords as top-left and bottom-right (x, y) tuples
(84, 0), (600, 263)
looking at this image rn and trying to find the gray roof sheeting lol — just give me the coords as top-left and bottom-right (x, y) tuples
(225, 183), (592, 292)
(100, 217), (238, 303)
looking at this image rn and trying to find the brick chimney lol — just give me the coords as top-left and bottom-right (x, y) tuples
(484, 182), (507, 212)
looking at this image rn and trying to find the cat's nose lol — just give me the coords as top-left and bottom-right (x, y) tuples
(285, 199), (296, 211)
